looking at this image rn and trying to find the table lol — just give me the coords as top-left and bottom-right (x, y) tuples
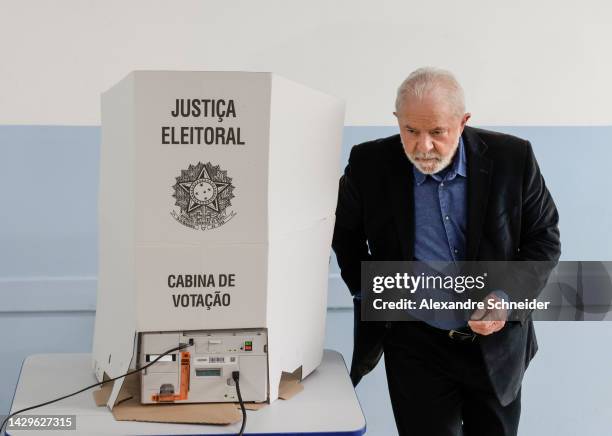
(7, 349), (366, 435)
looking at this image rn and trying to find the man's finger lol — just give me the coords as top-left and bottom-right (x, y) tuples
(468, 319), (506, 336)
(468, 320), (490, 334)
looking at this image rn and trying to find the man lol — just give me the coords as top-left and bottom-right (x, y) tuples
(332, 67), (561, 435)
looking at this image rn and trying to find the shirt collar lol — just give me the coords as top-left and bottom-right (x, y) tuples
(413, 136), (467, 185)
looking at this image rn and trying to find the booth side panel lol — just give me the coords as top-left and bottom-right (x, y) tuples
(267, 75), (343, 401)
(268, 74), (345, 236)
(267, 217), (334, 401)
(92, 74), (140, 408)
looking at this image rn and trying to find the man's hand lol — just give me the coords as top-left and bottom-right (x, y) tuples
(468, 293), (507, 336)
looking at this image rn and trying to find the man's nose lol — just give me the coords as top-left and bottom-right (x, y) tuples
(415, 136), (434, 153)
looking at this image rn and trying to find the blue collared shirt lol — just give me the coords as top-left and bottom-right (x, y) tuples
(411, 138), (468, 329)
(413, 137), (467, 263)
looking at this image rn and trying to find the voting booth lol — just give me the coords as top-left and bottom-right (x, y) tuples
(92, 71), (344, 409)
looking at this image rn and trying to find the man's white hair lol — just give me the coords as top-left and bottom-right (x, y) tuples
(395, 67), (466, 116)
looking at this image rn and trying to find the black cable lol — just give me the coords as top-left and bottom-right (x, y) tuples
(1, 343), (191, 436)
(232, 371), (247, 436)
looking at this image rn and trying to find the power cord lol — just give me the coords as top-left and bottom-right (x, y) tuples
(232, 371), (246, 436)
(1, 343), (191, 436)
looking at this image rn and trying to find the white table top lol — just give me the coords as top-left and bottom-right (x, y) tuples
(7, 349), (366, 435)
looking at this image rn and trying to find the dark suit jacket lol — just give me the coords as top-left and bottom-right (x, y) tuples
(332, 126), (561, 406)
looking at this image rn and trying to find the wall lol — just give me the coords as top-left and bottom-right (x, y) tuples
(1, 1), (612, 434)
(1, 0), (611, 127)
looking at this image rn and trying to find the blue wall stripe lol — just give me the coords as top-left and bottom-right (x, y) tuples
(1, 125), (612, 314)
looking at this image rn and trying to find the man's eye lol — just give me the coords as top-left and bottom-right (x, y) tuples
(431, 130), (442, 135)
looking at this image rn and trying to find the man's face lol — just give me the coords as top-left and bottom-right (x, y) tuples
(394, 92), (470, 174)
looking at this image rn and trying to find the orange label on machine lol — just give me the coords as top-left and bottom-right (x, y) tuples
(151, 351), (190, 402)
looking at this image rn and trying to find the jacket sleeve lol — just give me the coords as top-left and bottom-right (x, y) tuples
(509, 140), (562, 324)
(332, 147), (371, 297)
(517, 141), (561, 262)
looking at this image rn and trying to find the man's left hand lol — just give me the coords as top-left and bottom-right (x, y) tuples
(468, 293), (507, 336)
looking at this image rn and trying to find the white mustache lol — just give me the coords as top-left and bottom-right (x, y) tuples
(414, 154), (441, 161)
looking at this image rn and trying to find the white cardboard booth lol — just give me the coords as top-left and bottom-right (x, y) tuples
(92, 71), (344, 412)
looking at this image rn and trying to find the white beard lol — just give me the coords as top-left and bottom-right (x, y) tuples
(405, 151), (454, 175)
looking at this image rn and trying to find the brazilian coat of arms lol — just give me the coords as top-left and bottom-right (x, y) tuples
(171, 162), (236, 230)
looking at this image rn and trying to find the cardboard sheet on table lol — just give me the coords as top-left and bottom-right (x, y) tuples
(278, 369), (304, 400)
(93, 370), (304, 424)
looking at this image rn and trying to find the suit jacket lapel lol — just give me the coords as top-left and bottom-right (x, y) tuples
(385, 139), (415, 261)
(463, 127), (493, 260)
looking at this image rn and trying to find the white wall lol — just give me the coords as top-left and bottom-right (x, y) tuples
(1, 0), (611, 126)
